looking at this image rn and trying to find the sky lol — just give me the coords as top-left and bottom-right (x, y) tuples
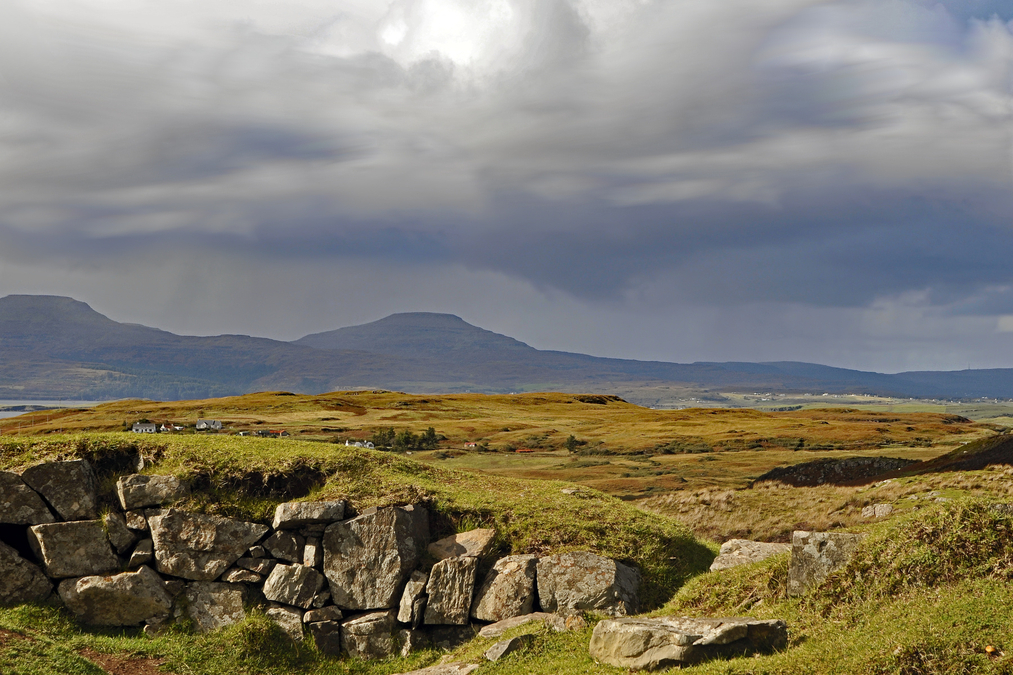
(1, 0), (1013, 373)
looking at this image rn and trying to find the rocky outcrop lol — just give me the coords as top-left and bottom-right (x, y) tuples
(862, 503), (894, 518)
(341, 610), (398, 659)
(185, 582), (247, 633)
(21, 460), (99, 521)
(428, 529), (496, 561)
(471, 554), (537, 622)
(537, 551), (639, 617)
(709, 540), (791, 572)
(756, 456), (917, 487)
(323, 505), (429, 610)
(273, 501), (345, 529)
(0, 540), (51, 606)
(589, 616), (788, 670)
(28, 521), (119, 578)
(787, 530), (863, 597)
(424, 557), (477, 625)
(149, 511), (269, 581)
(0, 472), (54, 525)
(58, 566), (172, 626)
(116, 474), (190, 510)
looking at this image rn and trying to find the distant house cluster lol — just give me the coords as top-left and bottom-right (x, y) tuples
(345, 440), (375, 449)
(196, 419), (222, 431)
(130, 419), (220, 433)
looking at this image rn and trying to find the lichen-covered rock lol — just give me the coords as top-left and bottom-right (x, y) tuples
(185, 582), (247, 633)
(709, 540), (791, 572)
(397, 570), (428, 627)
(0, 540), (52, 606)
(129, 539), (154, 567)
(116, 474), (190, 510)
(309, 619), (342, 655)
(424, 557), (477, 625)
(28, 521), (119, 578)
(266, 606), (304, 641)
(272, 501), (345, 530)
(58, 566), (172, 626)
(264, 531), (304, 563)
(589, 616), (788, 670)
(470, 554), (536, 622)
(0, 471), (54, 525)
(21, 460), (99, 521)
(536, 551), (639, 617)
(104, 512), (138, 554)
(787, 531), (863, 597)
(428, 529), (496, 561)
(341, 610), (398, 658)
(323, 504), (429, 610)
(149, 511), (269, 581)
(862, 504), (894, 519)
(124, 510), (148, 531)
(263, 564), (326, 609)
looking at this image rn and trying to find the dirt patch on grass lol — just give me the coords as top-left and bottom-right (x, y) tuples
(79, 648), (166, 675)
(0, 627), (31, 646)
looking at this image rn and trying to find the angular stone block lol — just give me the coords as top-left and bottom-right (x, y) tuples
(709, 540), (791, 572)
(28, 521), (119, 578)
(124, 510), (148, 531)
(263, 564), (326, 609)
(485, 634), (533, 662)
(104, 512), (138, 554)
(428, 528), (496, 561)
(304, 606), (343, 623)
(272, 501), (345, 530)
(323, 504), (429, 610)
(0, 471), (54, 525)
(264, 530), (304, 563)
(341, 610), (398, 659)
(0, 540), (52, 606)
(589, 616), (788, 670)
(397, 569), (428, 627)
(21, 460), (99, 521)
(471, 554), (537, 622)
(303, 537), (323, 568)
(128, 539), (154, 567)
(185, 582), (247, 633)
(117, 474), (190, 510)
(266, 606), (304, 641)
(787, 531), (863, 597)
(58, 565), (172, 626)
(536, 551), (639, 617)
(149, 511), (269, 581)
(308, 619), (342, 655)
(222, 568), (261, 584)
(424, 557), (477, 626)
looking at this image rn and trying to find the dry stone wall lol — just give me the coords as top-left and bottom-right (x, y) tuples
(0, 459), (641, 661)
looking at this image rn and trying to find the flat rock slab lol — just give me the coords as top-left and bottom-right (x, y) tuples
(341, 610), (398, 659)
(428, 529), (496, 561)
(117, 474), (190, 510)
(537, 551), (640, 617)
(272, 501), (345, 529)
(424, 557), (477, 625)
(185, 582), (247, 633)
(58, 566), (172, 626)
(0, 471), (54, 525)
(323, 504), (429, 610)
(485, 634), (533, 662)
(471, 554), (537, 622)
(787, 531), (863, 597)
(477, 612), (580, 638)
(29, 521), (119, 579)
(150, 511), (269, 581)
(589, 616), (788, 671)
(21, 460), (98, 521)
(263, 564), (326, 609)
(710, 540), (791, 572)
(393, 664), (480, 675)
(0, 540), (52, 606)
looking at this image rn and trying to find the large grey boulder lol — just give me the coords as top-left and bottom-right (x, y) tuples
(709, 540), (791, 572)
(536, 551), (639, 617)
(185, 582), (247, 633)
(262, 564), (326, 609)
(0, 471), (54, 524)
(589, 616), (788, 670)
(263, 531), (304, 563)
(272, 501), (345, 529)
(21, 460), (99, 521)
(471, 554), (537, 622)
(116, 474), (190, 510)
(323, 504), (429, 610)
(428, 529), (496, 561)
(341, 610), (399, 658)
(397, 570), (428, 627)
(424, 557), (477, 625)
(28, 521), (119, 578)
(58, 566), (172, 626)
(0, 540), (52, 606)
(787, 531), (864, 597)
(149, 511), (269, 581)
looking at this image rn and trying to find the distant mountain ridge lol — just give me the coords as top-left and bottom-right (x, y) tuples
(1, 294), (1012, 402)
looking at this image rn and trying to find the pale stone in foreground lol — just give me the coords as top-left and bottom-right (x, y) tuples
(787, 530), (863, 597)
(470, 554), (537, 622)
(149, 511), (269, 581)
(58, 566), (172, 626)
(709, 540), (791, 572)
(263, 564), (325, 609)
(427, 528), (496, 560)
(28, 521), (119, 579)
(424, 557), (477, 625)
(397, 569), (428, 627)
(272, 501), (345, 530)
(485, 634), (533, 661)
(185, 582), (247, 633)
(341, 610), (398, 659)
(536, 551), (639, 617)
